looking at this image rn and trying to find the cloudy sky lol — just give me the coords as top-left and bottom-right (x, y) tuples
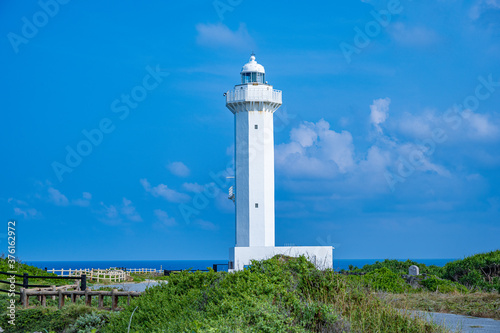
(1, 0), (499, 261)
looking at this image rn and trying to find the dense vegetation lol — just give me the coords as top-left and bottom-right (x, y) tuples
(0, 255), (74, 288)
(346, 259), (444, 276)
(0, 303), (116, 333)
(441, 250), (500, 292)
(348, 250), (500, 293)
(105, 256), (445, 332)
(1, 250), (498, 332)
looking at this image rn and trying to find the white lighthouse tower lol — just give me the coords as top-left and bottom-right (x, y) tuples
(226, 55), (333, 271)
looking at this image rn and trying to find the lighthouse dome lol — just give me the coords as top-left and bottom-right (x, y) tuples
(241, 55), (265, 74)
(240, 55), (266, 84)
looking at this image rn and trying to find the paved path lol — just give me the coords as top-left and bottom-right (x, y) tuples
(409, 310), (500, 333)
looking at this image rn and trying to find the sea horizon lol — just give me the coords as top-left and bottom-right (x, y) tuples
(26, 258), (458, 273)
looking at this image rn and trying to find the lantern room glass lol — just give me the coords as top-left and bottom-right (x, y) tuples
(242, 72), (265, 84)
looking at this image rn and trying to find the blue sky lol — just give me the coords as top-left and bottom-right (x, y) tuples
(1, 0), (499, 261)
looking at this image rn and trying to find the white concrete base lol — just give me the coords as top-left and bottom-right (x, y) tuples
(229, 246), (333, 271)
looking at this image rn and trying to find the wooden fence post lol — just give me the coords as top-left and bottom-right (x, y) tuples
(58, 290), (64, 309)
(111, 289), (118, 310)
(85, 288), (91, 306)
(20, 288), (27, 308)
(98, 294), (104, 308)
(81, 274), (87, 291)
(22, 273), (29, 289)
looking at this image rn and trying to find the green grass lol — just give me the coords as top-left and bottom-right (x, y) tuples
(347, 250), (500, 293)
(0, 303), (118, 333)
(380, 291), (500, 319)
(105, 255), (448, 332)
(441, 250), (500, 292)
(347, 259), (444, 276)
(0, 255), (75, 290)
(4, 250), (499, 332)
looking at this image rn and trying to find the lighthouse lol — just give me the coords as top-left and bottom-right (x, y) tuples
(226, 55), (333, 271)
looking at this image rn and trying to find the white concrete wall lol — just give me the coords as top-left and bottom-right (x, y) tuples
(229, 246), (333, 271)
(234, 96), (276, 247)
(235, 112), (249, 246)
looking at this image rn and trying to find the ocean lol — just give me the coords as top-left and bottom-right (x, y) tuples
(26, 258), (457, 274)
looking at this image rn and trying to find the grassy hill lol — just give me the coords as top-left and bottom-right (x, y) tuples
(0, 255), (74, 290)
(2, 251), (499, 332)
(347, 250), (500, 293)
(105, 256), (446, 332)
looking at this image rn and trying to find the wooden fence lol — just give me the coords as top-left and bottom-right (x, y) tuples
(0, 271), (87, 295)
(21, 288), (141, 310)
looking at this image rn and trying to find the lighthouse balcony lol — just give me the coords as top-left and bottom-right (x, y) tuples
(226, 87), (282, 105)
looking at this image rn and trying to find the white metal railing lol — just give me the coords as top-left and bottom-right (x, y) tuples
(126, 268), (159, 273)
(47, 268), (129, 282)
(226, 88), (282, 104)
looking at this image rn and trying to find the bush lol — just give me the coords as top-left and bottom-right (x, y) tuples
(362, 268), (410, 293)
(349, 259), (444, 276)
(105, 255), (446, 332)
(419, 276), (468, 293)
(442, 250), (500, 292)
(67, 311), (110, 333)
(0, 304), (96, 333)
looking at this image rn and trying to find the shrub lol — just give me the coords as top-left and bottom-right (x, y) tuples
(442, 250), (500, 292)
(362, 268), (410, 293)
(349, 259), (444, 276)
(419, 276), (468, 293)
(67, 311), (110, 333)
(105, 256), (446, 332)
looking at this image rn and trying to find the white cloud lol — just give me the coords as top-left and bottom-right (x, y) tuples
(13, 207), (40, 219)
(182, 182), (205, 193)
(72, 192), (92, 207)
(467, 112), (500, 139)
(370, 98), (391, 134)
(8, 198), (28, 206)
(196, 23), (254, 50)
(47, 187), (69, 206)
(194, 219), (218, 230)
(141, 178), (190, 203)
(276, 119), (355, 178)
(393, 110), (436, 139)
(121, 198), (142, 222)
(167, 161), (190, 177)
(290, 123), (318, 147)
(393, 108), (500, 142)
(470, 0), (500, 20)
(154, 209), (177, 227)
(99, 202), (121, 225)
(389, 23), (440, 47)
(8, 197), (41, 219)
(97, 198), (142, 224)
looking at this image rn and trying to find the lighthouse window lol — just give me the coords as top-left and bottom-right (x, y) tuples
(241, 72), (265, 84)
(257, 73), (265, 83)
(255, 125), (258, 129)
(242, 73), (251, 84)
(255, 203), (259, 208)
